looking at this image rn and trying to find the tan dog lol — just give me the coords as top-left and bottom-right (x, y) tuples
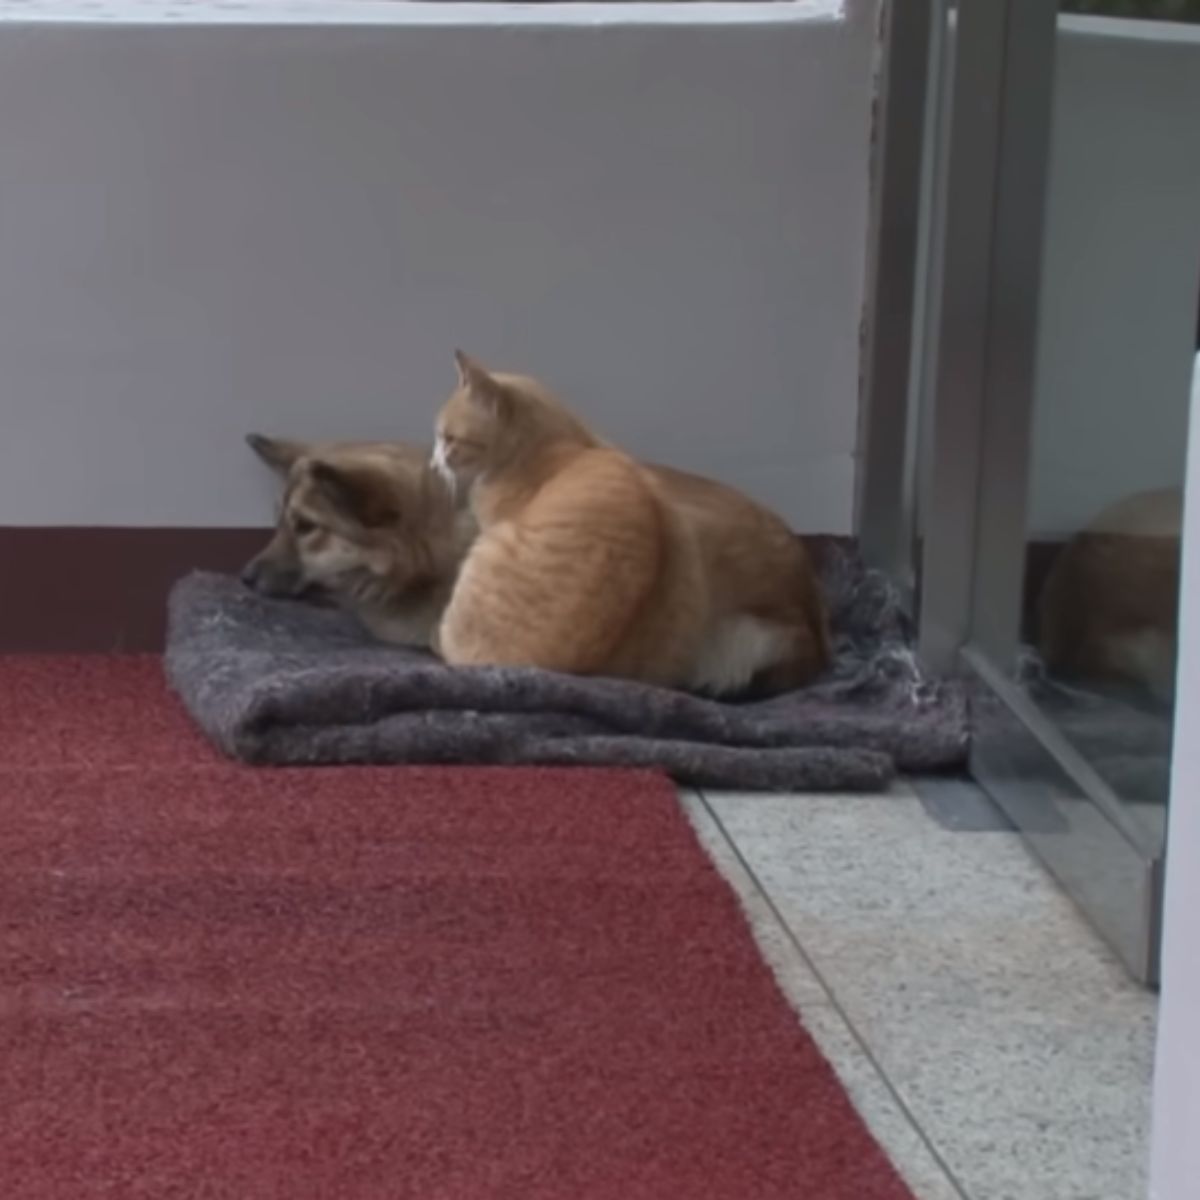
(244, 387), (830, 693)
(241, 435), (475, 648)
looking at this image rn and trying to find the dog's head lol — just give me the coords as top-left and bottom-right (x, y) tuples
(242, 434), (453, 603)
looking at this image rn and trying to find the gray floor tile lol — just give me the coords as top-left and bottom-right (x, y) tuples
(680, 790), (967, 1200)
(909, 775), (1015, 833)
(703, 786), (1157, 1200)
(680, 790), (826, 1010)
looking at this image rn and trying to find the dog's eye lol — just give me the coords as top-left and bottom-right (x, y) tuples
(292, 516), (316, 536)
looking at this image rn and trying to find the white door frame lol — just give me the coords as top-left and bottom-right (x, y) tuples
(1149, 354), (1200, 1200)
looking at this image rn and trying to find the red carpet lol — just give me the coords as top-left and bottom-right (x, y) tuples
(0, 657), (915, 1200)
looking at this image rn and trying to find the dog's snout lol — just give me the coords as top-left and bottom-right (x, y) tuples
(240, 558), (265, 590)
(241, 554), (306, 598)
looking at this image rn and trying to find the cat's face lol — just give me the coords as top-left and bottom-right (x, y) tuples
(432, 352), (513, 488)
(432, 351), (599, 490)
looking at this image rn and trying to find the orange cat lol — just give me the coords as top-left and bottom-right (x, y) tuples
(1038, 487), (1181, 703)
(432, 352), (830, 692)
(651, 462), (832, 694)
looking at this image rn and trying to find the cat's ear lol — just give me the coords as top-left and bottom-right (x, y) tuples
(246, 433), (308, 475)
(309, 461), (397, 528)
(453, 350), (511, 417)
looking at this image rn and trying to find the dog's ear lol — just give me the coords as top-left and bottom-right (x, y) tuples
(453, 349), (511, 418)
(246, 433), (309, 474)
(309, 461), (398, 528)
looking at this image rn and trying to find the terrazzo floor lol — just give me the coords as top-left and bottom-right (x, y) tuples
(685, 780), (1159, 1200)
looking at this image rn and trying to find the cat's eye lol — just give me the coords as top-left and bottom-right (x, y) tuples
(292, 515), (317, 536)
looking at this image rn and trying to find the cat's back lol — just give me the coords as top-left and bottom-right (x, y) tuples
(448, 446), (708, 682)
(526, 445), (661, 531)
(1038, 486), (1182, 699)
(649, 462), (822, 614)
(476, 445), (666, 594)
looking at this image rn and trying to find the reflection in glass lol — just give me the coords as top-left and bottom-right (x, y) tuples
(1018, 7), (1200, 849)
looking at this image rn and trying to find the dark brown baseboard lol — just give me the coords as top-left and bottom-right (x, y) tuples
(1, 527), (270, 652)
(0, 527), (1061, 653)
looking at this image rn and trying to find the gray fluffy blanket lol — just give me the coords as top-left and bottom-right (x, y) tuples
(165, 543), (969, 791)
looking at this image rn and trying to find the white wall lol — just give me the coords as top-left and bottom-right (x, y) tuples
(1150, 353), (1200, 1200)
(0, 3), (876, 532)
(1029, 18), (1200, 539)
